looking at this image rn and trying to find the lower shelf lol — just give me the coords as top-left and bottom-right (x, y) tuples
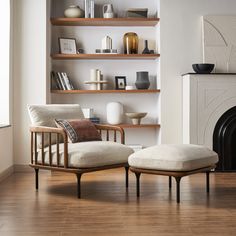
(102, 124), (160, 129)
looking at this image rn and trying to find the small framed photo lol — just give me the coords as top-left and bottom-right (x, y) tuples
(58, 38), (77, 54)
(115, 76), (127, 90)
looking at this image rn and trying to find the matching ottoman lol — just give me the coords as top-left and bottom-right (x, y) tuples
(128, 144), (219, 203)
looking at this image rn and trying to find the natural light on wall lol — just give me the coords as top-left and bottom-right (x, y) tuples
(0, 0), (10, 125)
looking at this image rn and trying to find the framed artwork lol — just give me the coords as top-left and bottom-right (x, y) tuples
(115, 76), (127, 90)
(58, 38), (77, 54)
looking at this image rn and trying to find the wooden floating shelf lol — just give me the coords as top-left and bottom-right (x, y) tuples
(51, 54), (160, 60)
(51, 18), (160, 27)
(51, 89), (160, 94)
(104, 124), (161, 129)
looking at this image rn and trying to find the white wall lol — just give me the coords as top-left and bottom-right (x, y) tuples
(160, 0), (236, 144)
(13, 0), (47, 165)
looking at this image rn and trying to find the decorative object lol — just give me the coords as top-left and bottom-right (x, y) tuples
(89, 117), (100, 124)
(135, 71), (150, 89)
(103, 4), (115, 18)
(28, 104), (133, 198)
(95, 49), (118, 54)
(123, 32), (138, 54)
(202, 15), (236, 73)
(86, 69), (107, 90)
(90, 69), (98, 90)
(106, 102), (124, 125)
(115, 76), (127, 90)
(192, 63), (215, 74)
(142, 40), (150, 54)
(84, 0), (94, 18)
(55, 119), (102, 143)
(125, 85), (135, 90)
(82, 108), (94, 118)
(59, 38), (77, 54)
(64, 5), (85, 18)
(128, 144), (218, 203)
(96, 36), (118, 54)
(126, 112), (147, 125)
(77, 48), (84, 54)
(127, 8), (148, 18)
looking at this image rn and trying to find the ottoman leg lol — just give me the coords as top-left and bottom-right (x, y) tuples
(125, 166), (129, 188)
(76, 173), (82, 199)
(35, 168), (39, 190)
(169, 176), (172, 189)
(206, 171), (210, 193)
(135, 172), (141, 197)
(175, 177), (181, 203)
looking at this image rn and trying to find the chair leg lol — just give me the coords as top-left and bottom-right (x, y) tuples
(206, 171), (210, 193)
(125, 166), (129, 188)
(76, 173), (82, 199)
(169, 176), (172, 189)
(35, 168), (39, 190)
(135, 172), (141, 197)
(175, 177), (181, 203)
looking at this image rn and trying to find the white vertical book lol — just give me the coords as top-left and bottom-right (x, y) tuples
(84, 0), (90, 18)
(90, 0), (95, 18)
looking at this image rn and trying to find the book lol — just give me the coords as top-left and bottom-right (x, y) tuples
(57, 72), (67, 90)
(90, 0), (94, 18)
(51, 71), (59, 90)
(61, 72), (72, 90)
(85, 0), (90, 18)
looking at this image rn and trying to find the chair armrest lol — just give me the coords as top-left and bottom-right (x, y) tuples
(30, 126), (68, 168)
(94, 124), (125, 144)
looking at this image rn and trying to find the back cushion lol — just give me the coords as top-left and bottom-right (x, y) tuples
(28, 104), (85, 147)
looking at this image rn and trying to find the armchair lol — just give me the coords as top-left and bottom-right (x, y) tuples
(28, 104), (134, 198)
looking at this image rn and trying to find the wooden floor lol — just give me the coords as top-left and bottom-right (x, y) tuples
(0, 169), (236, 236)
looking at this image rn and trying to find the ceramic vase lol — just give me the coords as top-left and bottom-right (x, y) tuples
(106, 102), (123, 125)
(64, 5), (85, 18)
(135, 71), (150, 89)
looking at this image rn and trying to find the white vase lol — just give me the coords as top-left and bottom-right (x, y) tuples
(106, 102), (123, 125)
(64, 5), (85, 18)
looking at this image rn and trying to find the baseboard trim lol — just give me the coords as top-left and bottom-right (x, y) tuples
(0, 165), (14, 182)
(14, 164), (34, 173)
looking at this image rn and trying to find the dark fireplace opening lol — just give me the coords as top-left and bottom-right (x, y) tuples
(213, 106), (236, 171)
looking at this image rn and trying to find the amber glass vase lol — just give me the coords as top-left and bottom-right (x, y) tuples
(123, 32), (138, 54)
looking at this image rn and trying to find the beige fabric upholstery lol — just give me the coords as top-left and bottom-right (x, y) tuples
(128, 144), (218, 171)
(28, 104), (85, 147)
(38, 141), (134, 168)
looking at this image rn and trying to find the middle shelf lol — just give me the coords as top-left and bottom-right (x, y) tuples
(51, 89), (160, 94)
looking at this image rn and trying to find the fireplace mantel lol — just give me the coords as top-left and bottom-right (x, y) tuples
(182, 73), (236, 149)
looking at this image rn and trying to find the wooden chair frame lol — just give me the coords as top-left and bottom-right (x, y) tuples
(130, 165), (216, 203)
(30, 124), (129, 198)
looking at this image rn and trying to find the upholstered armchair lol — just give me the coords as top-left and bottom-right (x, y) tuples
(28, 104), (134, 198)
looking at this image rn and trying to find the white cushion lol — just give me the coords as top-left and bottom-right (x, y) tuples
(38, 141), (134, 168)
(128, 144), (218, 171)
(28, 104), (85, 147)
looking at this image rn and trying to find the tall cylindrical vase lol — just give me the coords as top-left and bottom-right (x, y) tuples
(106, 102), (123, 125)
(123, 32), (138, 54)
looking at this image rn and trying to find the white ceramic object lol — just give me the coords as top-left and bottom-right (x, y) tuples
(125, 85), (135, 90)
(103, 4), (115, 18)
(64, 5), (85, 18)
(126, 112), (147, 125)
(107, 102), (123, 125)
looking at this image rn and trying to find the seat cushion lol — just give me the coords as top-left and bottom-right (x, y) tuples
(38, 141), (134, 168)
(128, 144), (218, 171)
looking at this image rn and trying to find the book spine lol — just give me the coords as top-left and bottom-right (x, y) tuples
(62, 72), (72, 90)
(54, 72), (63, 90)
(51, 71), (59, 90)
(90, 0), (94, 18)
(85, 0), (90, 18)
(57, 72), (67, 90)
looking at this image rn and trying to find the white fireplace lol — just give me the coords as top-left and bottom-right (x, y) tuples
(182, 73), (236, 149)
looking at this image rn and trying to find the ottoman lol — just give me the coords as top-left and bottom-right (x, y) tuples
(128, 144), (219, 203)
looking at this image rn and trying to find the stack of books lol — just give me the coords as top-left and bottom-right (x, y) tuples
(89, 117), (100, 124)
(51, 71), (75, 90)
(85, 0), (95, 18)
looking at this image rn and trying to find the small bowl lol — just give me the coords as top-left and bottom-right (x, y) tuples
(126, 112), (147, 125)
(192, 63), (215, 74)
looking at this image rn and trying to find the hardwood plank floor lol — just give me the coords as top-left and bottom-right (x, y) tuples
(0, 169), (236, 235)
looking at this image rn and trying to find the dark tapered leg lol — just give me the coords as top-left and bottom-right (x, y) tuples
(175, 177), (181, 203)
(125, 166), (129, 188)
(206, 171), (210, 193)
(169, 176), (172, 189)
(76, 173), (82, 198)
(135, 172), (141, 197)
(35, 168), (39, 190)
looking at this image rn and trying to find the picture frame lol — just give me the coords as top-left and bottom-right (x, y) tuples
(115, 76), (127, 90)
(58, 38), (77, 54)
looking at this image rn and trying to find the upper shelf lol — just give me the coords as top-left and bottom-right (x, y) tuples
(51, 18), (160, 27)
(51, 54), (160, 60)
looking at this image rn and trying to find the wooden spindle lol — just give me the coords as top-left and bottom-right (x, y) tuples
(49, 133), (52, 166)
(114, 131), (117, 142)
(34, 133), (38, 164)
(106, 130), (109, 141)
(56, 133), (60, 166)
(41, 132), (45, 165)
